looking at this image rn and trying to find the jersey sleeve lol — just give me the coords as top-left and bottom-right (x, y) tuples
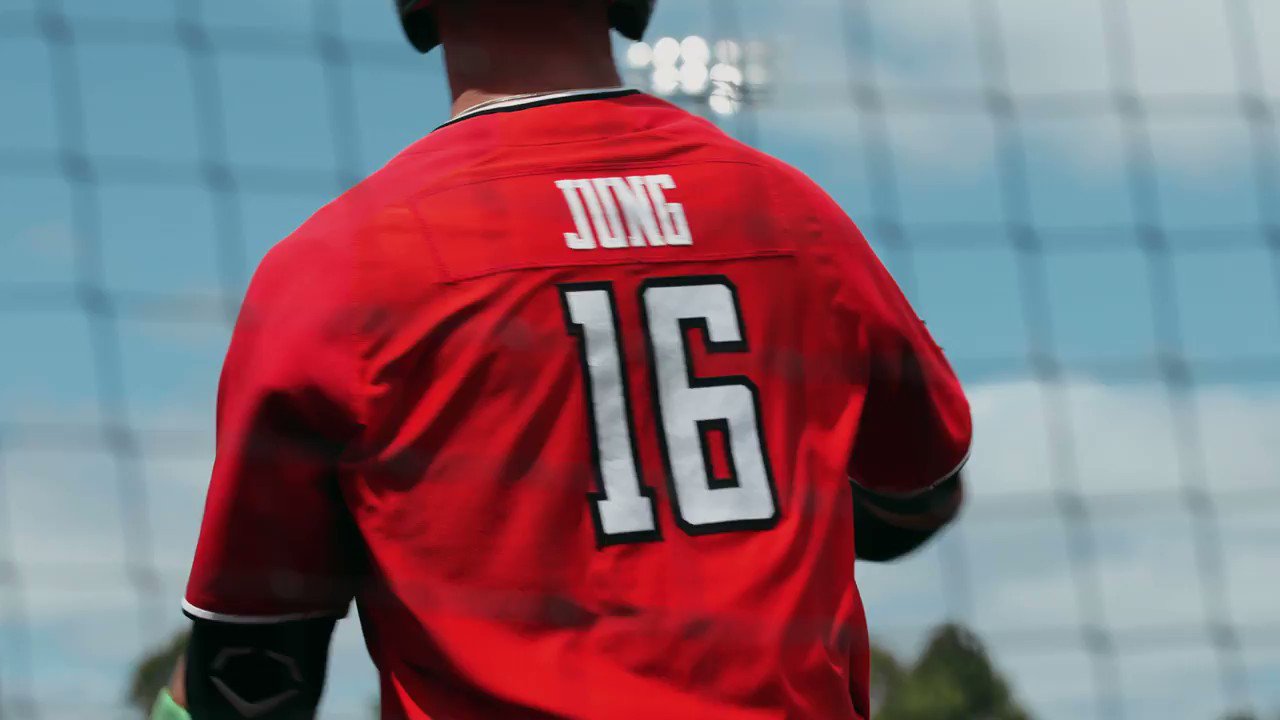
(184, 228), (365, 623)
(819, 198), (972, 497)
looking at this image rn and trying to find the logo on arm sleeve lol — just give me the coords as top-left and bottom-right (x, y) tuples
(209, 648), (303, 718)
(556, 174), (692, 250)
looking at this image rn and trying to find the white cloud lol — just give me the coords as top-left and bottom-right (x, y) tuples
(967, 380), (1280, 498)
(861, 378), (1280, 720)
(746, 0), (1275, 176)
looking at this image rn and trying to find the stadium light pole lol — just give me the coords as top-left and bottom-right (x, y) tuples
(623, 36), (774, 117)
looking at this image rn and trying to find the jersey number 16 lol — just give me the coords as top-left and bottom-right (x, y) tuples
(559, 276), (780, 547)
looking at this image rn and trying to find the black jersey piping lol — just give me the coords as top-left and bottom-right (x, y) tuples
(435, 88), (643, 131)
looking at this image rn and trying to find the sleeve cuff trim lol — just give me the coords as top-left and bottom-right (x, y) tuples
(849, 440), (972, 500)
(181, 599), (346, 625)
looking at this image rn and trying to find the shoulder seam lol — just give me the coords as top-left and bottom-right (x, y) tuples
(400, 157), (784, 208)
(402, 199), (454, 283)
(433, 249), (797, 285)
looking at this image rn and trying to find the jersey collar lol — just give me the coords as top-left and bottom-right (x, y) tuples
(436, 87), (641, 130)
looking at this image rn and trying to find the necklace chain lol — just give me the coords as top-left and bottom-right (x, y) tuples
(458, 91), (558, 117)
(455, 87), (628, 119)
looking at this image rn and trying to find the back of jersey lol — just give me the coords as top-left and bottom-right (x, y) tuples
(337, 90), (966, 720)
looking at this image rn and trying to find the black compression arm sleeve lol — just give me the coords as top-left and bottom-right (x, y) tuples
(184, 616), (337, 720)
(853, 472), (964, 562)
(853, 499), (942, 561)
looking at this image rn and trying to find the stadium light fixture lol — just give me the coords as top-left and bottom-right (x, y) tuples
(625, 41), (653, 69)
(624, 35), (774, 117)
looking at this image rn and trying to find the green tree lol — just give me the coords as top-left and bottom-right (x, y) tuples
(127, 631), (188, 716)
(875, 624), (1033, 720)
(870, 641), (907, 709)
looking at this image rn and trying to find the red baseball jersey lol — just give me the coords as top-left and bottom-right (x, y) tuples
(185, 89), (971, 720)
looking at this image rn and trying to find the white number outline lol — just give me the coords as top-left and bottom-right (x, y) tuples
(559, 276), (780, 545)
(559, 282), (662, 546)
(639, 275), (780, 536)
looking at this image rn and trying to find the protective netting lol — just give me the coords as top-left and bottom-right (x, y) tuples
(0, 1), (1277, 718)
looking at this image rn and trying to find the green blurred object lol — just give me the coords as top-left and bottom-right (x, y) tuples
(149, 689), (192, 720)
(127, 632), (188, 717)
(869, 641), (907, 709)
(872, 624), (1032, 720)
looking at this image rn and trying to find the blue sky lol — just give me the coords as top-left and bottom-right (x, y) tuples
(1, 1), (1278, 718)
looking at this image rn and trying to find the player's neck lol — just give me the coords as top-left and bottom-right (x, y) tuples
(446, 50), (622, 119)
(438, 2), (621, 119)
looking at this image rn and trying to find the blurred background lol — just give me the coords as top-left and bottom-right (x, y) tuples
(2, 0), (1279, 718)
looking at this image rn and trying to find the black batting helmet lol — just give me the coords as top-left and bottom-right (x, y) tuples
(396, 0), (656, 54)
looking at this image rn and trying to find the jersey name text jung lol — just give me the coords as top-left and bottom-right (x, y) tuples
(556, 174), (692, 250)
